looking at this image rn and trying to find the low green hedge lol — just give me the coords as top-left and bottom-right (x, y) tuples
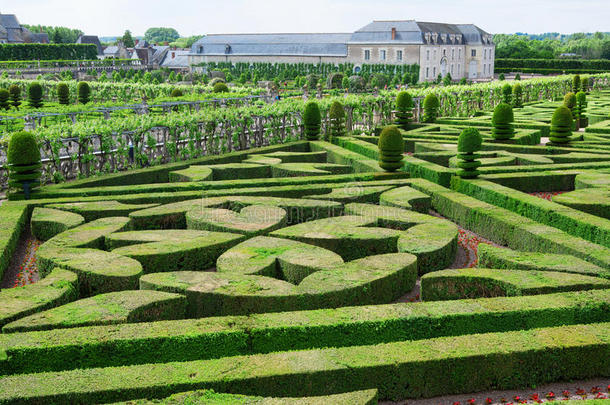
(111, 389), (379, 405)
(30, 207), (85, 241)
(451, 177), (610, 248)
(421, 268), (610, 301)
(379, 186), (431, 213)
(0, 268), (78, 328)
(477, 243), (609, 279)
(186, 205), (287, 236)
(553, 188), (610, 220)
(1, 290), (607, 376)
(408, 179), (610, 268)
(309, 141), (383, 173)
(45, 201), (158, 222)
(0, 203), (27, 280)
(3, 290), (187, 333)
(0, 323), (607, 402)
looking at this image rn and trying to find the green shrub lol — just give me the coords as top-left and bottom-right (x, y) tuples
(328, 101), (345, 141)
(501, 83), (512, 104)
(549, 105), (573, 144)
(7, 131), (42, 198)
(341, 75), (349, 89)
(442, 73), (452, 86)
(77, 81), (90, 104)
(581, 75), (589, 93)
(57, 82), (70, 105)
(456, 128), (482, 179)
(212, 82), (229, 93)
(422, 93), (439, 123)
(498, 73), (505, 81)
(0, 89), (9, 110)
(395, 91), (413, 130)
(303, 101), (321, 141)
(370, 73), (388, 89)
(170, 89), (183, 98)
(491, 103), (515, 140)
(563, 92), (576, 109)
(515, 73), (521, 80)
(306, 74), (319, 90)
(572, 75), (581, 93)
(327, 73), (344, 89)
(348, 75), (365, 92)
(377, 125), (404, 172)
(576, 91), (587, 128)
(512, 83), (523, 108)
(8, 84), (21, 109)
(209, 77), (225, 87)
(27, 82), (43, 108)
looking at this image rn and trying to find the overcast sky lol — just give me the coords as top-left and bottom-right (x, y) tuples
(6, 0), (610, 37)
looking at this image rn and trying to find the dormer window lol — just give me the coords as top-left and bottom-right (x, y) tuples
(225, 44), (232, 54)
(198, 46), (203, 53)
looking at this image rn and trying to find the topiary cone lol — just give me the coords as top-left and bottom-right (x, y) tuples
(377, 125), (404, 172)
(549, 106), (573, 144)
(456, 128), (482, 179)
(7, 131), (42, 199)
(395, 91), (413, 130)
(303, 101), (322, 141)
(491, 103), (515, 140)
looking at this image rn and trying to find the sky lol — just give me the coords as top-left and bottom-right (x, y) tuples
(5, 0), (610, 37)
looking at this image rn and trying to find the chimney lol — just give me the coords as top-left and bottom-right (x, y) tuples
(171, 51), (175, 59)
(391, 27), (397, 40)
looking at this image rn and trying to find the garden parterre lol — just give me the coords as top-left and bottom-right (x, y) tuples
(0, 83), (609, 404)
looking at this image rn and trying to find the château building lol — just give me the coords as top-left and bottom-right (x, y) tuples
(189, 20), (495, 82)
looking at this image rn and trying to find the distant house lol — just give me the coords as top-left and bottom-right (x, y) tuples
(161, 49), (190, 69)
(103, 41), (131, 59)
(0, 12), (49, 43)
(102, 39), (169, 66)
(77, 35), (103, 55)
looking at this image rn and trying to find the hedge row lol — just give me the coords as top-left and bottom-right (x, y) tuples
(495, 67), (609, 74)
(0, 323), (607, 403)
(495, 58), (610, 71)
(0, 43), (97, 61)
(451, 177), (610, 248)
(408, 179), (610, 268)
(0, 203), (27, 280)
(111, 389), (379, 405)
(553, 188), (610, 220)
(421, 268), (610, 301)
(0, 289), (608, 375)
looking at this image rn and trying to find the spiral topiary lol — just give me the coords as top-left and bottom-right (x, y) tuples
(77, 81), (91, 104)
(303, 101), (321, 141)
(377, 125), (404, 172)
(9, 84), (21, 110)
(57, 82), (70, 105)
(491, 103), (515, 140)
(581, 75), (589, 93)
(213, 82), (229, 93)
(576, 91), (588, 128)
(171, 88), (184, 98)
(563, 92), (578, 126)
(549, 106), (573, 144)
(395, 91), (413, 130)
(328, 101), (345, 141)
(456, 127), (483, 179)
(501, 83), (512, 104)
(0, 89), (9, 110)
(512, 83), (523, 108)
(422, 93), (439, 123)
(572, 75), (581, 94)
(27, 82), (43, 108)
(7, 131), (42, 199)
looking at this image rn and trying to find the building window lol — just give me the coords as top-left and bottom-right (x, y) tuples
(451, 48), (455, 60)
(433, 50), (437, 59)
(443, 49), (446, 57)
(471, 49), (477, 57)
(426, 50), (430, 61)
(198, 46), (203, 53)
(426, 67), (429, 78)
(484, 49), (487, 59)
(458, 64), (461, 75)
(397, 50), (403, 61)
(433, 67), (436, 77)
(451, 65), (454, 75)
(364, 50), (371, 61)
(483, 64), (486, 74)
(380, 49), (386, 61)
(459, 48), (462, 59)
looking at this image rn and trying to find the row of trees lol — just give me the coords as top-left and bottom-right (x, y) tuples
(494, 33), (610, 60)
(23, 25), (83, 44)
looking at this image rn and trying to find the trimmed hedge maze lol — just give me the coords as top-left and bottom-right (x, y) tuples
(0, 99), (609, 403)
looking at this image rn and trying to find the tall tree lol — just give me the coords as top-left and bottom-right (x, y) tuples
(121, 30), (135, 48)
(144, 28), (180, 44)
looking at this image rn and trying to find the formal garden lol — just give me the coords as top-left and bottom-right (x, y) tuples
(0, 71), (609, 404)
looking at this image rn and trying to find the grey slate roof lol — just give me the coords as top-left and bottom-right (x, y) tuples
(0, 14), (21, 29)
(103, 46), (119, 55)
(77, 35), (103, 55)
(191, 33), (351, 56)
(190, 20), (492, 57)
(161, 49), (190, 67)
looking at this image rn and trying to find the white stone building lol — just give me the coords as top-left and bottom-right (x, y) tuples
(189, 20), (495, 82)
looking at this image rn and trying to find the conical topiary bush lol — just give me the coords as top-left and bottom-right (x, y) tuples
(513, 83), (523, 108)
(7, 131), (42, 199)
(395, 91), (413, 130)
(57, 82), (70, 105)
(491, 103), (515, 140)
(572, 75), (581, 94)
(328, 101), (345, 141)
(501, 83), (512, 104)
(422, 93), (439, 123)
(456, 128), (482, 179)
(549, 106), (573, 145)
(303, 101), (321, 141)
(576, 91), (588, 128)
(377, 125), (404, 172)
